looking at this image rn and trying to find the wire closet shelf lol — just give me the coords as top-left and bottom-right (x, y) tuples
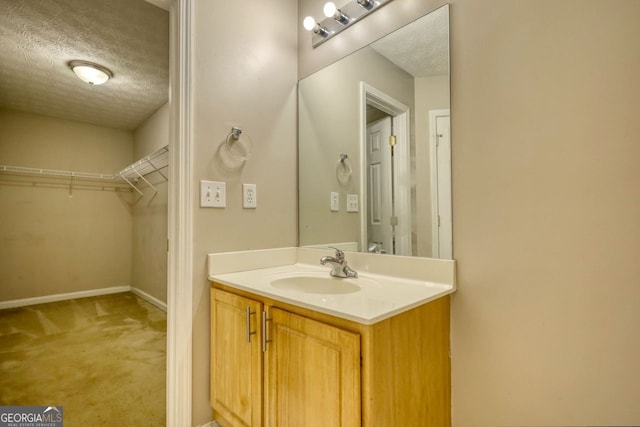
(0, 145), (168, 197)
(0, 165), (117, 181)
(117, 145), (168, 196)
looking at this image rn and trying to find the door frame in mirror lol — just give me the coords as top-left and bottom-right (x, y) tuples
(359, 82), (412, 255)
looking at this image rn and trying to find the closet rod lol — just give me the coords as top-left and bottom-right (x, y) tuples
(0, 164), (117, 181)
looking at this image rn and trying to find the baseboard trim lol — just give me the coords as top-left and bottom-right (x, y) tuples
(131, 287), (167, 312)
(0, 286), (131, 310)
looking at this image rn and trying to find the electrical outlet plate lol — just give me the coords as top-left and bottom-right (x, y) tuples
(330, 192), (339, 212)
(200, 180), (226, 208)
(347, 194), (359, 212)
(243, 184), (257, 208)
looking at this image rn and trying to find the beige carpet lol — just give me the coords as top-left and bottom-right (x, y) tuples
(0, 292), (166, 426)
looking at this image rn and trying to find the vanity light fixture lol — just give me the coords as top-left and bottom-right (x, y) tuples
(303, 0), (392, 48)
(68, 60), (113, 85)
(323, 2), (350, 25)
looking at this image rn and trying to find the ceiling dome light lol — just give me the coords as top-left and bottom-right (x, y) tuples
(68, 60), (113, 85)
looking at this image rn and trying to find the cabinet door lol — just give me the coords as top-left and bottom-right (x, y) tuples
(265, 307), (361, 427)
(211, 289), (263, 427)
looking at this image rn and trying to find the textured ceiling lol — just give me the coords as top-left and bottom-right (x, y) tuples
(0, 0), (169, 131)
(370, 5), (449, 78)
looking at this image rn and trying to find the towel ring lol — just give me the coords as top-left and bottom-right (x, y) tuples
(336, 153), (352, 180)
(225, 127), (253, 161)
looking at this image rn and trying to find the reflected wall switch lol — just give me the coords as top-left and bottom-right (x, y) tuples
(243, 184), (257, 208)
(347, 194), (359, 212)
(330, 192), (339, 212)
(200, 180), (226, 208)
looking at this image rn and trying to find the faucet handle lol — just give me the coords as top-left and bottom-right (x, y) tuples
(328, 246), (345, 260)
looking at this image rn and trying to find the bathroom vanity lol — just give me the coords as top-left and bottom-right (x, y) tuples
(208, 248), (455, 427)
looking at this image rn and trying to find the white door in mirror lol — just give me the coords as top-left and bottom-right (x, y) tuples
(367, 117), (393, 252)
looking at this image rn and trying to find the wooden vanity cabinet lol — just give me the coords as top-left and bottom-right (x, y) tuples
(210, 289), (263, 427)
(210, 283), (451, 427)
(266, 307), (361, 427)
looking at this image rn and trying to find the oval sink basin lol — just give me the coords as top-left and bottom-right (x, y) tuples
(271, 276), (361, 294)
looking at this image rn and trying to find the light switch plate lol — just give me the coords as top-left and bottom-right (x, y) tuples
(330, 192), (339, 212)
(347, 194), (359, 212)
(200, 180), (226, 208)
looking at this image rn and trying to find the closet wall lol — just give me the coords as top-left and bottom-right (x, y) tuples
(0, 105), (169, 305)
(131, 103), (169, 305)
(0, 108), (133, 302)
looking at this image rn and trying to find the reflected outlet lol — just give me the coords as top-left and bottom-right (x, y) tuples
(243, 184), (257, 208)
(347, 194), (359, 212)
(330, 192), (339, 212)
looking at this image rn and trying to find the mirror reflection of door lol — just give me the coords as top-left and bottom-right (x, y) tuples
(366, 116), (392, 254)
(362, 85), (411, 256)
(430, 110), (452, 259)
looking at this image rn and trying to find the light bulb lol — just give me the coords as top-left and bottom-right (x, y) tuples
(72, 66), (109, 85)
(323, 2), (337, 18)
(323, 2), (349, 25)
(303, 16), (316, 31)
(68, 60), (113, 85)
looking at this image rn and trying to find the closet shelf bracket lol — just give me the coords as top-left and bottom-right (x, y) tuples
(117, 145), (168, 196)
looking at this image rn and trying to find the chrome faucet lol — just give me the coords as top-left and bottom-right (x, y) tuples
(367, 241), (386, 254)
(320, 247), (358, 278)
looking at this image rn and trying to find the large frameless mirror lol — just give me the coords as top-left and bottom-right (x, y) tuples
(298, 4), (451, 259)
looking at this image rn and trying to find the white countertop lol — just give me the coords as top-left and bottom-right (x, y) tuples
(208, 247), (456, 325)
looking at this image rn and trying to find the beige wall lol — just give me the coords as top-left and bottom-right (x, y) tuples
(450, 1), (640, 425)
(298, 46), (414, 248)
(0, 109), (133, 301)
(134, 103), (169, 159)
(132, 103), (169, 303)
(191, 0), (299, 423)
(299, 0), (640, 426)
